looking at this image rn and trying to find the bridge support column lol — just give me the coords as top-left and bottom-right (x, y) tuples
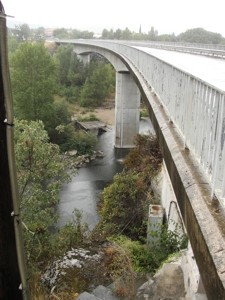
(77, 53), (90, 64)
(115, 71), (140, 148)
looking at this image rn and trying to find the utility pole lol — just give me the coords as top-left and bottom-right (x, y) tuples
(0, 4), (29, 299)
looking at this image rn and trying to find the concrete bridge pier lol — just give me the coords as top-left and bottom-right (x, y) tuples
(77, 53), (90, 64)
(115, 71), (140, 148)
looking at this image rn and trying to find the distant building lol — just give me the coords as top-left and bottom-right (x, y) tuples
(44, 28), (55, 38)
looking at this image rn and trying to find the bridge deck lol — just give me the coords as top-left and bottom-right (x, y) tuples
(135, 47), (225, 91)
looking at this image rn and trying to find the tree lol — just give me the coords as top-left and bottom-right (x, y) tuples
(100, 170), (148, 239)
(10, 42), (56, 122)
(7, 35), (19, 52)
(102, 28), (109, 39)
(79, 62), (115, 107)
(54, 44), (85, 87)
(53, 28), (70, 39)
(12, 23), (31, 42)
(177, 28), (223, 44)
(32, 26), (45, 42)
(121, 27), (132, 40)
(45, 99), (75, 144)
(14, 119), (71, 261)
(147, 26), (158, 41)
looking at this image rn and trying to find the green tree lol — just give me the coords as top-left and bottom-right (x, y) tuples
(147, 26), (158, 41)
(54, 44), (85, 87)
(14, 119), (71, 261)
(10, 42), (56, 122)
(99, 170), (148, 239)
(53, 27), (70, 39)
(7, 35), (19, 52)
(45, 99), (75, 144)
(12, 23), (31, 42)
(32, 26), (45, 42)
(102, 28), (109, 39)
(121, 27), (132, 40)
(79, 63), (115, 107)
(177, 28), (223, 44)
(70, 29), (94, 39)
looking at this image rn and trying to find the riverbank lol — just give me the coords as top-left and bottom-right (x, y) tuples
(92, 107), (115, 126)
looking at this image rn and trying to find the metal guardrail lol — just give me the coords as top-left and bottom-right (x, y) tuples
(58, 39), (225, 208)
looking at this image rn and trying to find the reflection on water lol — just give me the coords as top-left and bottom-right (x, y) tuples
(58, 118), (154, 229)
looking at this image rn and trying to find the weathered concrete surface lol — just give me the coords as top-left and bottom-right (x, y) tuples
(132, 65), (225, 299)
(115, 71), (140, 148)
(136, 262), (185, 300)
(75, 120), (108, 135)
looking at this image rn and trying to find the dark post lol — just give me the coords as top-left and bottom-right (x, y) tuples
(0, 16), (23, 300)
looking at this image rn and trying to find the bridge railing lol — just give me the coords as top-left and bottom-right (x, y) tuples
(103, 40), (225, 58)
(61, 40), (225, 207)
(119, 40), (225, 51)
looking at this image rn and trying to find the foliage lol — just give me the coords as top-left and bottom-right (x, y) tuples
(140, 109), (149, 118)
(100, 26), (225, 43)
(108, 224), (187, 275)
(70, 29), (94, 39)
(148, 222), (188, 267)
(59, 130), (98, 154)
(95, 134), (162, 241)
(14, 119), (71, 261)
(98, 170), (148, 240)
(32, 27), (46, 42)
(54, 44), (85, 87)
(58, 85), (81, 103)
(122, 134), (162, 181)
(77, 113), (100, 122)
(10, 42), (56, 122)
(8, 36), (19, 53)
(79, 63), (115, 107)
(50, 209), (89, 258)
(44, 99), (74, 144)
(11, 23), (31, 42)
(53, 28), (70, 39)
(177, 27), (223, 44)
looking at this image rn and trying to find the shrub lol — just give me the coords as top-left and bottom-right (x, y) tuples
(77, 113), (100, 122)
(60, 130), (98, 154)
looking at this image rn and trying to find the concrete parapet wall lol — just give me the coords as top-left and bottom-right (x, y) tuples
(63, 41), (225, 299)
(135, 73), (225, 300)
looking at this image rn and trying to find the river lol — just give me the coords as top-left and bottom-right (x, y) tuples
(58, 118), (154, 229)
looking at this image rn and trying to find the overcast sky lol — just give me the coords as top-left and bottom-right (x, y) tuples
(4, 0), (225, 37)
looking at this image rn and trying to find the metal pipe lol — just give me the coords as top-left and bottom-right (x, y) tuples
(0, 12), (30, 300)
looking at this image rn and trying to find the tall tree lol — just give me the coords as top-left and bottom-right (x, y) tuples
(14, 119), (70, 261)
(12, 23), (31, 42)
(79, 63), (115, 107)
(54, 44), (85, 87)
(10, 42), (56, 122)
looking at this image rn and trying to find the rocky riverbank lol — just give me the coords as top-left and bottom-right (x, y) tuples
(41, 243), (189, 300)
(62, 150), (105, 169)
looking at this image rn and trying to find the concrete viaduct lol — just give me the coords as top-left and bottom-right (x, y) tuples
(56, 40), (225, 300)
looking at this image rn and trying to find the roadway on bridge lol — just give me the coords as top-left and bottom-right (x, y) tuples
(135, 47), (225, 91)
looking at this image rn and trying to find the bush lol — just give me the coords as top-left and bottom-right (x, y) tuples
(99, 170), (148, 240)
(140, 109), (149, 118)
(77, 113), (100, 122)
(60, 130), (98, 154)
(59, 85), (81, 103)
